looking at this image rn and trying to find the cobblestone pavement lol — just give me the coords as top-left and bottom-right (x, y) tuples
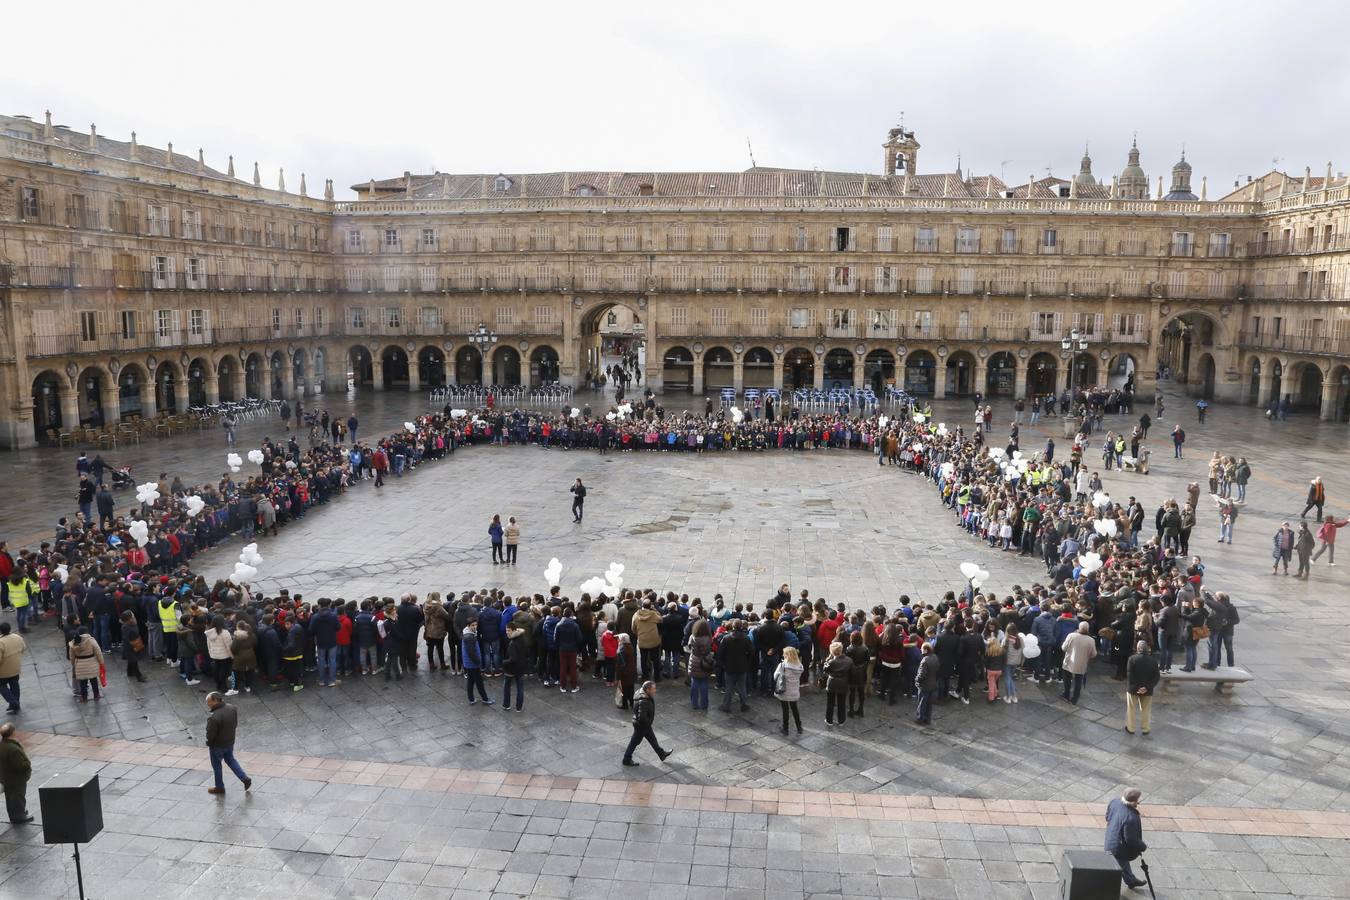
(5, 384), (1350, 897)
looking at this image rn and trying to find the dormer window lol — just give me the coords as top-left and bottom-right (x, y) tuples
(575, 184), (596, 196)
(638, 183), (654, 196)
(493, 175), (512, 192)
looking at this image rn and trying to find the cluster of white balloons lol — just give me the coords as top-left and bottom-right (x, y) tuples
(578, 561), (625, 598)
(226, 452), (243, 473)
(182, 495), (205, 518)
(128, 519), (149, 547)
(616, 402), (633, 418)
(912, 412), (927, 424)
(1077, 551), (1104, 573)
(544, 557), (563, 588)
(1092, 518), (1118, 537)
(959, 561), (991, 590)
(449, 409), (467, 419)
(570, 408), (581, 419)
(404, 421), (416, 432)
(729, 406), (744, 424)
(1092, 490), (1113, 510)
(246, 449), (265, 465)
(232, 543), (263, 584)
(988, 446), (1030, 483)
(135, 481), (160, 505)
(1022, 633), (1042, 659)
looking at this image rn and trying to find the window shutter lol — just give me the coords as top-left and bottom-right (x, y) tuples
(1112, 313), (1121, 334)
(1094, 313), (1104, 334)
(1071, 312), (1081, 331)
(1052, 312), (1063, 334)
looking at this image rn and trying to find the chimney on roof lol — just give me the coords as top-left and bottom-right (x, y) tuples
(43, 110), (52, 140)
(324, 178), (334, 201)
(1200, 176), (1207, 200)
(89, 123), (97, 150)
(129, 131), (138, 162)
(227, 155), (235, 178)
(1027, 174), (1035, 198)
(1110, 175), (1118, 199)
(1156, 175), (1163, 199)
(367, 178), (375, 199)
(198, 148), (205, 174)
(1303, 166), (1312, 193)
(253, 161), (261, 186)
(300, 172), (307, 197)
(278, 168), (286, 192)
(166, 142), (174, 168)
(441, 174), (450, 198)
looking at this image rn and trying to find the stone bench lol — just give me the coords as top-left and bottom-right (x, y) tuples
(1161, 666), (1253, 691)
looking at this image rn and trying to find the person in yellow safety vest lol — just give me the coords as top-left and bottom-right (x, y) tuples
(158, 596), (181, 666)
(5, 573), (35, 634)
(957, 485), (972, 512)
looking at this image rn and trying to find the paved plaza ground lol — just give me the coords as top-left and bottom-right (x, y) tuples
(3, 384), (1350, 898)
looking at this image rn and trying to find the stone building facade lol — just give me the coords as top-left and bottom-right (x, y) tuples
(1, 112), (1347, 448)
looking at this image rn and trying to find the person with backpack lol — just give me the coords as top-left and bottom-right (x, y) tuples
(1171, 425), (1185, 458)
(685, 619), (714, 710)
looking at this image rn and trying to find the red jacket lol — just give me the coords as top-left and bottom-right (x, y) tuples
(336, 614), (353, 646)
(372, 449), (389, 471)
(816, 614), (841, 650)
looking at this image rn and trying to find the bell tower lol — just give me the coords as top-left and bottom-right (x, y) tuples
(883, 124), (920, 176)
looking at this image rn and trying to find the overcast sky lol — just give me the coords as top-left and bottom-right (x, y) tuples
(8, 0), (1348, 199)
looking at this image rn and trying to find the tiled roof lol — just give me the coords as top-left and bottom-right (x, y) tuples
(3, 117), (234, 180)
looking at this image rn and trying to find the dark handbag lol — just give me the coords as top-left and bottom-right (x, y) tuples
(129, 637), (146, 654)
(1190, 624), (1210, 641)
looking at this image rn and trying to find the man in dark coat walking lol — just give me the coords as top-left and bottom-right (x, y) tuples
(0, 724), (32, 823)
(1105, 788), (1148, 889)
(204, 692), (251, 795)
(622, 681), (672, 767)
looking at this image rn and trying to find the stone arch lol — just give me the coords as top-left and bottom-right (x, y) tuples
(348, 345), (375, 389)
(530, 344), (560, 387)
(77, 365), (112, 425)
(455, 345), (483, 385)
(244, 351), (267, 398)
(381, 344), (410, 389)
(577, 298), (646, 383)
(662, 345), (695, 392)
(291, 347), (310, 396)
(823, 348), (855, 389)
(1158, 309), (1222, 386)
(1195, 352), (1217, 400)
(783, 347), (815, 391)
(986, 350), (1017, 396)
(418, 345), (447, 388)
(1247, 355), (1262, 405)
(268, 349), (287, 397)
(744, 346), (775, 389)
(1026, 352), (1058, 397)
(944, 350), (977, 397)
(31, 369), (66, 440)
(1107, 353), (1138, 392)
(862, 349), (894, 393)
(187, 356), (213, 408)
(312, 348), (327, 391)
(903, 349), (936, 395)
(217, 355), (240, 402)
(492, 344), (522, 386)
(703, 345), (734, 391)
(1268, 356), (1285, 410)
(1290, 360), (1323, 411)
(154, 359), (182, 414)
(1326, 363), (1350, 422)
(1068, 351), (1097, 394)
(117, 361), (149, 419)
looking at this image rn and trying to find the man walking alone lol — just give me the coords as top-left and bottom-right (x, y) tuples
(1105, 788), (1148, 889)
(570, 478), (587, 523)
(622, 681), (673, 767)
(204, 691), (251, 795)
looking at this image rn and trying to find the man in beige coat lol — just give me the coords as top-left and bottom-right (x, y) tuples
(1060, 621), (1097, 705)
(631, 600), (664, 682)
(0, 624), (26, 714)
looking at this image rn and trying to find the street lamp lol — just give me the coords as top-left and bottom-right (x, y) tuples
(1060, 328), (1090, 436)
(468, 323), (498, 349)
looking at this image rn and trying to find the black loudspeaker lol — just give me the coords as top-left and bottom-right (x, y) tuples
(39, 773), (104, 845)
(1060, 849), (1122, 899)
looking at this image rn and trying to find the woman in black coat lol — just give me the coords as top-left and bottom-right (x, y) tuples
(845, 632), (871, 718)
(955, 623), (985, 705)
(120, 610), (146, 682)
(1179, 596), (1208, 672)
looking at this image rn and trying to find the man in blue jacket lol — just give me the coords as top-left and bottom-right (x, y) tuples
(310, 599), (341, 687)
(461, 620), (492, 706)
(476, 601), (502, 675)
(1104, 788), (1147, 889)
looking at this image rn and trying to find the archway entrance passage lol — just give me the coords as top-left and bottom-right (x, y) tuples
(662, 346), (694, 392)
(744, 347), (775, 389)
(381, 346), (410, 389)
(418, 346), (447, 387)
(269, 351), (286, 397)
(313, 349), (326, 391)
(292, 350), (308, 396)
(1108, 353), (1138, 392)
(864, 349), (895, 393)
(784, 348), (815, 391)
(1269, 359), (1284, 409)
(188, 357), (210, 407)
(31, 371), (64, 440)
(493, 346), (522, 386)
(79, 367), (109, 425)
(217, 356), (239, 402)
(903, 350), (935, 395)
(155, 361), (179, 414)
(1067, 352), (1097, 395)
(1027, 352), (1058, 397)
(1328, 364), (1350, 422)
(986, 351), (1016, 396)
(1196, 353), (1217, 401)
(1159, 312), (1217, 384)
(1291, 361), (1323, 411)
(1248, 357), (1261, 405)
(945, 351), (976, 397)
(117, 365), (144, 418)
(823, 348), (855, 389)
(530, 345), (560, 387)
(455, 345), (483, 385)
(349, 346), (374, 389)
(703, 346), (734, 390)
(245, 352), (265, 398)
(579, 301), (646, 383)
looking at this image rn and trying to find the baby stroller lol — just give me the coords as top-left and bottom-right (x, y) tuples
(110, 465), (134, 489)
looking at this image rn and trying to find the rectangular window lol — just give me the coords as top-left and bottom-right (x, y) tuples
(493, 226), (513, 251)
(181, 209), (202, 240)
(1207, 271), (1228, 298)
(1034, 312), (1059, 336)
(383, 266), (401, 292)
(750, 307), (770, 329)
(995, 310), (1015, 336)
(581, 225), (602, 252)
(457, 306), (477, 326)
(874, 265), (897, 292)
(270, 308), (282, 332)
(313, 307), (325, 331)
(668, 224), (689, 251)
(789, 308), (813, 329)
(670, 306), (689, 327)
(533, 305), (555, 324)
(119, 310), (136, 340)
(868, 309), (896, 336)
(956, 227), (980, 254)
(708, 265), (729, 291)
(148, 204), (170, 237)
(915, 266), (934, 293)
(915, 227), (937, 252)
(79, 310), (99, 343)
(383, 227), (399, 249)
(671, 265), (690, 291)
(750, 265), (770, 290)
(828, 308), (853, 334)
(294, 308), (305, 330)
(1000, 228), (1018, 253)
(582, 265), (601, 291)
(151, 255), (174, 289)
(1168, 271), (1185, 296)
(420, 227), (436, 248)
(20, 186), (40, 219)
(420, 266), (438, 292)
(383, 306), (402, 329)
(345, 266), (363, 291)
(710, 225), (729, 251)
(956, 267), (976, 294)
(790, 265), (813, 291)
(876, 226), (894, 253)
(1171, 231), (1193, 256)
(185, 257), (204, 289)
(495, 265), (514, 290)
(1080, 229), (1103, 254)
(621, 265), (641, 291)
(1041, 228), (1058, 252)
(912, 310), (934, 337)
(1036, 267), (1057, 294)
(189, 309), (207, 336)
(995, 269), (1018, 294)
(531, 226), (552, 251)
(348, 307), (367, 329)
(830, 265), (854, 290)
(1208, 233), (1230, 257)
(1273, 316), (1283, 338)
(419, 306), (442, 330)
(532, 264), (552, 290)
(346, 229), (363, 251)
(794, 226), (809, 252)
(619, 226), (638, 251)
(156, 308), (176, 339)
(710, 307), (729, 328)
(750, 225), (770, 251)
(834, 226), (853, 252)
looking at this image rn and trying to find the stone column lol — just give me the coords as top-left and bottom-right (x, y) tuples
(407, 358), (421, 392)
(59, 386), (80, 428)
(852, 354), (865, 391)
(812, 355), (824, 390)
(370, 357), (385, 391)
(1013, 362), (1028, 400)
(139, 381), (158, 420)
(232, 367), (248, 401)
(99, 384), (121, 426)
(280, 362), (296, 400)
(933, 361), (948, 399)
(1321, 379), (1339, 421)
(173, 377), (190, 412)
(772, 355), (784, 392)
(974, 361), (988, 397)
(733, 355), (745, 395)
(204, 372), (220, 406)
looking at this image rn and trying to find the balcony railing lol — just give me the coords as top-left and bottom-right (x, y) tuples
(64, 207), (101, 230)
(110, 211), (141, 235)
(1247, 234), (1348, 256)
(1168, 242), (1195, 257)
(1078, 239), (1105, 254)
(913, 238), (939, 252)
(955, 239), (981, 254)
(1117, 241), (1148, 256)
(1237, 330), (1350, 356)
(1248, 283), (1347, 301)
(997, 239), (1022, 254)
(18, 202), (56, 225)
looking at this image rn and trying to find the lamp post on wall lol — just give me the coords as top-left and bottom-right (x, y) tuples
(1061, 327), (1090, 437)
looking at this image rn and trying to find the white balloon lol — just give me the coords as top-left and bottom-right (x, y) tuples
(247, 449), (264, 465)
(544, 557), (563, 588)
(570, 408), (581, 418)
(730, 407), (744, 424)
(959, 562), (980, 578)
(450, 408), (467, 419)
(912, 413), (927, 423)
(404, 421), (416, 432)
(183, 496), (205, 517)
(1023, 642), (1042, 659)
(227, 453), (243, 468)
(578, 576), (609, 596)
(605, 412), (616, 421)
(229, 465), (241, 473)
